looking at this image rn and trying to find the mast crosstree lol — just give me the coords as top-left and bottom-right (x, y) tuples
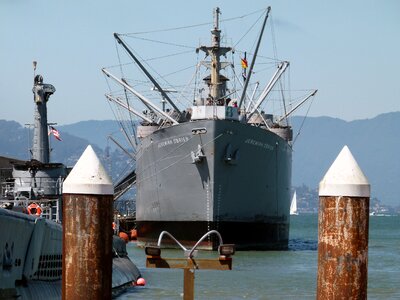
(197, 7), (232, 103)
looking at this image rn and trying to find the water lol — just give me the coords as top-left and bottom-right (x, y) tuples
(118, 215), (400, 299)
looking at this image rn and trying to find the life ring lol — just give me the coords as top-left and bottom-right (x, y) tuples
(130, 229), (137, 240)
(27, 203), (42, 216)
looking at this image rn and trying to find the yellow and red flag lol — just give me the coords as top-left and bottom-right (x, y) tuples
(241, 58), (248, 69)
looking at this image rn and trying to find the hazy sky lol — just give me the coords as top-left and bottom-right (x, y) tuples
(1, 0), (399, 126)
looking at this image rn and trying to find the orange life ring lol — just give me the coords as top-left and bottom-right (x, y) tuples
(130, 229), (137, 240)
(119, 232), (129, 243)
(27, 203), (42, 216)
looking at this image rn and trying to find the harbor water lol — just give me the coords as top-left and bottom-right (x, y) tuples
(118, 214), (400, 299)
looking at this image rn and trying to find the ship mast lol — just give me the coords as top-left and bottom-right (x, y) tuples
(238, 6), (271, 109)
(31, 72), (56, 163)
(210, 7), (222, 100)
(197, 7), (232, 103)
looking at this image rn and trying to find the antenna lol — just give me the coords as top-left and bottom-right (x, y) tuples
(33, 61), (37, 81)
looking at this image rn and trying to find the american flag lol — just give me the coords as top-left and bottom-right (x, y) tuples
(49, 126), (62, 141)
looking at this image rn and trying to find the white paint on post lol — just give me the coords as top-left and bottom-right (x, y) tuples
(319, 145), (370, 197)
(63, 145), (113, 195)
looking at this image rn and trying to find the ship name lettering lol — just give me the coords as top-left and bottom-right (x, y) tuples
(244, 138), (274, 150)
(158, 136), (189, 148)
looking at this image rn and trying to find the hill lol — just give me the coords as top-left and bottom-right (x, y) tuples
(0, 120), (30, 159)
(0, 120), (134, 185)
(291, 112), (400, 206)
(1, 112), (399, 206)
(59, 120), (122, 150)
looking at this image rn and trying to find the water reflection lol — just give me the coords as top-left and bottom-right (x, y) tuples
(289, 238), (318, 251)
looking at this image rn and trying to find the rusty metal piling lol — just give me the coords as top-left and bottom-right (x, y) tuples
(317, 145), (370, 299)
(62, 145), (114, 300)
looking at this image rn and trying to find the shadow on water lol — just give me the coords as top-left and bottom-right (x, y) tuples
(289, 238), (318, 251)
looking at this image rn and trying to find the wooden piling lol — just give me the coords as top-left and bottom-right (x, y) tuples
(183, 267), (195, 300)
(62, 145), (114, 300)
(317, 145), (370, 300)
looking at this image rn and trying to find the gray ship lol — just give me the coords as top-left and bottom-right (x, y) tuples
(103, 7), (317, 250)
(0, 67), (141, 299)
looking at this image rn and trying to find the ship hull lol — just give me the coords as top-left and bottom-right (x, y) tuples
(0, 208), (141, 298)
(136, 119), (292, 250)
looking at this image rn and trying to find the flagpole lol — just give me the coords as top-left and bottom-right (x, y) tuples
(47, 123), (60, 160)
(48, 124), (52, 161)
(242, 52), (247, 82)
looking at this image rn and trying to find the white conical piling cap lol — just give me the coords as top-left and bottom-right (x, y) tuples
(319, 145), (370, 197)
(63, 145), (113, 195)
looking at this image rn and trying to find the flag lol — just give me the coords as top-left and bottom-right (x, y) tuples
(241, 58), (248, 69)
(49, 126), (62, 141)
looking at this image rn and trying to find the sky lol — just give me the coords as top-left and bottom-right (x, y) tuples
(1, 0), (399, 126)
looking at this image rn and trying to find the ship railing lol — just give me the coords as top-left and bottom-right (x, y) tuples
(0, 193), (62, 222)
(190, 105), (239, 121)
(7, 176), (63, 196)
(0, 182), (16, 199)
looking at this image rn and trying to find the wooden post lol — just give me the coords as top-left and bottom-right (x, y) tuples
(62, 145), (114, 300)
(317, 145), (370, 299)
(146, 254), (232, 299)
(183, 267), (195, 300)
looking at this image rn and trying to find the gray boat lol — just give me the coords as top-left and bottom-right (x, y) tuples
(103, 7), (317, 250)
(0, 67), (141, 299)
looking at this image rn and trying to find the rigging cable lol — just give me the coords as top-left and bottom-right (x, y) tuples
(121, 39), (190, 109)
(233, 8), (266, 48)
(121, 8), (266, 36)
(231, 50), (237, 102)
(292, 94), (316, 146)
(114, 156), (136, 186)
(125, 35), (196, 50)
(116, 41), (138, 149)
(176, 63), (200, 108)
(270, 14), (290, 126)
(103, 73), (126, 136)
(193, 50), (200, 103)
(142, 49), (194, 62)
